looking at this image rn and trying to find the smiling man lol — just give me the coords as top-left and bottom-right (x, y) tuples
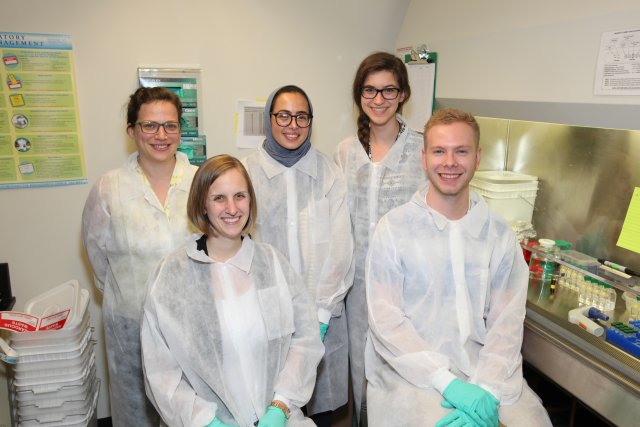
(364, 108), (552, 426)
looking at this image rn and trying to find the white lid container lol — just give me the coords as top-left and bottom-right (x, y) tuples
(471, 170), (539, 223)
(17, 377), (98, 422)
(23, 280), (82, 326)
(12, 353), (95, 388)
(13, 332), (93, 374)
(9, 291), (90, 347)
(11, 325), (92, 358)
(12, 343), (94, 381)
(15, 368), (96, 405)
(18, 380), (99, 426)
(13, 363), (95, 396)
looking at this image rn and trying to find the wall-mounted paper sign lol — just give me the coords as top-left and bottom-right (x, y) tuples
(0, 32), (87, 189)
(235, 99), (266, 149)
(594, 28), (640, 96)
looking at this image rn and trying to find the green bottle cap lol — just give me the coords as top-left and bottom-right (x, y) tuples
(555, 240), (573, 250)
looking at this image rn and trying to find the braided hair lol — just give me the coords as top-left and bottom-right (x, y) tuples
(351, 52), (411, 153)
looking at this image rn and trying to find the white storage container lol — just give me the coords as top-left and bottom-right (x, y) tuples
(13, 337), (94, 379)
(15, 368), (96, 405)
(471, 170), (539, 223)
(6, 280), (98, 427)
(13, 362), (95, 396)
(17, 377), (98, 422)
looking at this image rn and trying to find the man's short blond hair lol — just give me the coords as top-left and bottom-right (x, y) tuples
(424, 108), (480, 147)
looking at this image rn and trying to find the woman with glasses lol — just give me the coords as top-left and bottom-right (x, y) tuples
(242, 85), (354, 426)
(141, 155), (324, 427)
(82, 87), (197, 426)
(333, 52), (426, 424)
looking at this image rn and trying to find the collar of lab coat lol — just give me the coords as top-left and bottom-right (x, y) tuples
(120, 151), (193, 201)
(413, 183), (489, 239)
(257, 143), (318, 179)
(350, 114), (412, 173)
(185, 234), (255, 272)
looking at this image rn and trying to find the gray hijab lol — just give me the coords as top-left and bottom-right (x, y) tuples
(262, 85), (313, 167)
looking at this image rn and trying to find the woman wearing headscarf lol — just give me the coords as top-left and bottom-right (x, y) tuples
(243, 85), (354, 425)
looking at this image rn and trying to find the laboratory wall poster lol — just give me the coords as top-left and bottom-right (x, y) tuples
(594, 28), (640, 96)
(138, 68), (206, 165)
(0, 32), (87, 189)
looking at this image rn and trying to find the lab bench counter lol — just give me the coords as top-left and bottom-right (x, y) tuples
(523, 285), (640, 426)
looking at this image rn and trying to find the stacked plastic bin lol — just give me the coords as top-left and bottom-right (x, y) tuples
(6, 280), (98, 427)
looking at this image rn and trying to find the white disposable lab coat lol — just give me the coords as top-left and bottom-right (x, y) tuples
(141, 236), (324, 427)
(364, 185), (552, 426)
(243, 145), (354, 414)
(82, 152), (197, 427)
(333, 115), (425, 418)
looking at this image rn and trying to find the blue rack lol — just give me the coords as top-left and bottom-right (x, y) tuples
(605, 321), (640, 359)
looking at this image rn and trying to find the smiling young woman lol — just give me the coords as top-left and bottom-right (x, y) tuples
(141, 155), (325, 427)
(82, 87), (198, 426)
(333, 51), (427, 425)
(242, 86), (354, 426)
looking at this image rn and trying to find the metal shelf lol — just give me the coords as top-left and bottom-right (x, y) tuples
(523, 282), (640, 426)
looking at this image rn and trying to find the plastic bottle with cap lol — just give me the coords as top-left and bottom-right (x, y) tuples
(553, 240), (572, 291)
(529, 239), (557, 299)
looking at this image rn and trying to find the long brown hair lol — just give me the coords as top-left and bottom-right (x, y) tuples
(352, 52), (411, 151)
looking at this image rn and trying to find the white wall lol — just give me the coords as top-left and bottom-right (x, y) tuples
(398, 0), (640, 104)
(0, 1), (409, 422)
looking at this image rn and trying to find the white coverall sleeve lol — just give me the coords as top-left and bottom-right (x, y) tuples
(141, 264), (216, 427)
(315, 169), (354, 321)
(81, 176), (111, 292)
(470, 238), (529, 403)
(366, 218), (451, 390)
(273, 251), (325, 409)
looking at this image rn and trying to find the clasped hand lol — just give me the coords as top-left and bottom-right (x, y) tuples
(436, 379), (499, 427)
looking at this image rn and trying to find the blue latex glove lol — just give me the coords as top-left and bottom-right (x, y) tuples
(257, 406), (287, 427)
(435, 408), (479, 427)
(319, 322), (329, 342)
(205, 417), (234, 427)
(441, 379), (499, 427)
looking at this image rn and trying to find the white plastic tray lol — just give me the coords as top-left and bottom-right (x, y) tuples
(17, 377), (98, 421)
(12, 353), (95, 388)
(12, 326), (92, 358)
(15, 368), (96, 405)
(23, 280), (81, 323)
(473, 170), (539, 184)
(18, 381), (98, 427)
(10, 290), (90, 345)
(13, 363), (95, 397)
(13, 344), (94, 381)
(13, 335), (94, 376)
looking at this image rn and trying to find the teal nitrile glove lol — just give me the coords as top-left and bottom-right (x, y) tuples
(205, 417), (234, 427)
(319, 322), (329, 342)
(257, 406), (287, 427)
(441, 379), (499, 427)
(435, 408), (479, 427)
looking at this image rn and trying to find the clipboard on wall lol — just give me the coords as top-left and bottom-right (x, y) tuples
(401, 52), (438, 133)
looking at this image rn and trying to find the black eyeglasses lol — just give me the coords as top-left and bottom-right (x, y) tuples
(361, 86), (401, 100)
(272, 111), (313, 128)
(135, 121), (181, 134)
